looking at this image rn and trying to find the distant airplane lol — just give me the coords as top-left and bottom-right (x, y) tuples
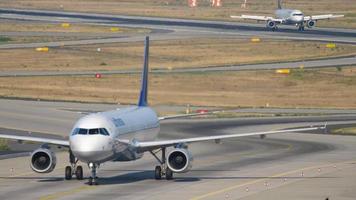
(0, 37), (324, 185)
(231, 0), (344, 31)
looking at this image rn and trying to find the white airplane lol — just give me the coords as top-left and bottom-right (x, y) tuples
(0, 37), (324, 185)
(231, 0), (344, 31)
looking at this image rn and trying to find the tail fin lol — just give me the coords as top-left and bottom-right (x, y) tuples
(138, 36), (149, 107)
(277, 0), (282, 9)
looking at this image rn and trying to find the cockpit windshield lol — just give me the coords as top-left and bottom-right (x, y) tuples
(293, 13), (303, 16)
(72, 128), (110, 136)
(89, 129), (99, 135)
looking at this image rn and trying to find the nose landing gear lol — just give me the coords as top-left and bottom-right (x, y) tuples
(298, 23), (305, 31)
(88, 162), (99, 185)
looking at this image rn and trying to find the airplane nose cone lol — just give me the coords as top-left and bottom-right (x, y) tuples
(70, 135), (113, 163)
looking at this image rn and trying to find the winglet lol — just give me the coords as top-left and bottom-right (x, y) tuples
(138, 36), (149, 107)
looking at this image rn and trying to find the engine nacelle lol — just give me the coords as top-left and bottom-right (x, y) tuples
(30, 148), (57, 173)
(167, 148), (193, 173)
(307, 20), (316, 28)
(267, 20), (277, 29)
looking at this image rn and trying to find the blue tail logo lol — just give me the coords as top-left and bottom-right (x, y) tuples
(138, 36), (149, 107)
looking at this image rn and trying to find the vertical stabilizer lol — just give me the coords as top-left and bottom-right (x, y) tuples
(277, 0), (282, 9)
(138, 36), (149, 107)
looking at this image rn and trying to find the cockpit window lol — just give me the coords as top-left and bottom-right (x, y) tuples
(78, 129), (88, 135)
(72, 128), (110, 136)
(99, 128), (110, 136)
(293, 13), (303, 16)
(72, 128), (79, 135)
(89, 129), (99, 135)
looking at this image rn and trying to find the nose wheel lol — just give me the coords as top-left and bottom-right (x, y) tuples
(298, 23), (305, 31)
(65, 150), (83, 180)
(88, 163), (99, 185)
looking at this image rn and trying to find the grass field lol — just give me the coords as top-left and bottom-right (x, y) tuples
(0, 20), (150, 44)
(0, 36), (12, 43)
(0, 0), (354, 28)
(1, 67), (356, 108)
(0, 20), (150, 34)
(0, 139), (10, 151)
(0, 38), (355, 71)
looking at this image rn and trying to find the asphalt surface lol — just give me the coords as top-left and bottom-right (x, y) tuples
(0, 8), (355, 77)
(0, 100), (356, 199)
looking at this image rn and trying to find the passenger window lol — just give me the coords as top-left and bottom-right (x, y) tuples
(89, 129), (99, 135)
(99, 128), (110, 136)
(78, 129), (88, 135)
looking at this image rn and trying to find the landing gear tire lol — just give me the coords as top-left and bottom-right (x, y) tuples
(89, 177), (99, 185)
(298, 26), (305, 31)
(155, 166), (162, 180)
(76, 166), (83, 180)
(165, 167), (173, 180)
(65, 166), (72, 180)
(88, 177), (93, 185)
(88, 163), (99, 186)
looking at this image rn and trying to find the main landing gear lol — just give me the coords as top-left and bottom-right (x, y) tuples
(65, 150), (83, 180)
(150, 147), (174, 180)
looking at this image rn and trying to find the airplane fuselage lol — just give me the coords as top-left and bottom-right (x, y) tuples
(275, 9), (304, 25)
(69, 106), (160, 164)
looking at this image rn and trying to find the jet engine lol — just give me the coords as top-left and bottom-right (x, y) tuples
(267, 20), (277, 30)
(30, 148), (57, 173)
(167, 148), (193, 173)
(307, 20), (316, 28)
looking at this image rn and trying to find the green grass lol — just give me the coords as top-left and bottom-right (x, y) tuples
(290, 69), (306, 80)
(0, 36), (11, 43)
(0, 139), (10, 151)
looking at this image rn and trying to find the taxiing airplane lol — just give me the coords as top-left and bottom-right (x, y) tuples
(231, 0), (344, 31)
(0, 37), (324, 185)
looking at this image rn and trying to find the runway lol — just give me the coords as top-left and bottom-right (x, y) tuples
(0, 99), (356, 199)
(0, 8), (356, 49)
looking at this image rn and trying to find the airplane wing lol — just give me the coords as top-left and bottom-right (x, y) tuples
(304, 14), (344, 21)
(158, 110), (221, 121)
(0, 134), (69, 147)
(231, 15), (284, 23)
(134, 126), (324, 152)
